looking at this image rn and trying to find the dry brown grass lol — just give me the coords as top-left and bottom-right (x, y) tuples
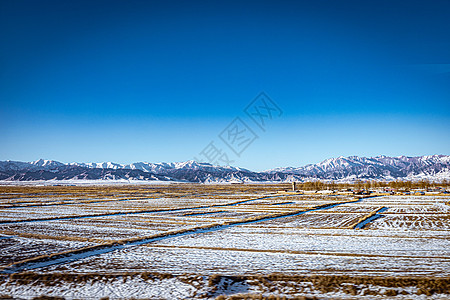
(216, 296), (315, 300)
(0, 230), (94, 243)
(209, 273), (450, 297)
(0, 184), (289, 199)
(31, 296), (65, 300)
(1, 272), (448, 297)
(0, 193), (281, 224)
(145, 244), (450, 260)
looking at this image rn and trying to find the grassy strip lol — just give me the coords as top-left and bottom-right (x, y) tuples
(0, 230), (99, 243)
(216, 295), (315, 300)
(182, 210), (228, 216)
(270, 201), (295, 206)
(146, 244), (450, 260)
(210, 273), (450, 298)
(0, 184), (290, 199)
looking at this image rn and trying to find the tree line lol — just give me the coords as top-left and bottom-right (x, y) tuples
(292, 179), (449, 191)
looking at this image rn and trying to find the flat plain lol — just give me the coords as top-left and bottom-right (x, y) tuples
(0, 184), (449, 299)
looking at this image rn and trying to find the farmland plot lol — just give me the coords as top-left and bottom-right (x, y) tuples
(366, 196), (450, 231)
(0, 236), (95, 267)
(0, 185), (448, 299)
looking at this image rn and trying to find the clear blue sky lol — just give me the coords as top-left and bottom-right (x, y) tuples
(1, 0), (449, 171)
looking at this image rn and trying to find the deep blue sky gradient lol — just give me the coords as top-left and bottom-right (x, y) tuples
(1, 0), (449, 170)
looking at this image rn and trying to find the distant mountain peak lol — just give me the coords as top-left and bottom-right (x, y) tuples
(30, 159), (65, 168)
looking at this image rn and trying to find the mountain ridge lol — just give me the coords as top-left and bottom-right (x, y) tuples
(0, 155), (449, 183)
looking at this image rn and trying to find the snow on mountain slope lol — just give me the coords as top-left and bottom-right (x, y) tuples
(0, 155), (449, 182)
(0, 160), (36, 172)
(268, 155), (450, 181)
(70, 160), (248, 173)
(31, 159), (65, 169)
(0, 159), (64, 172)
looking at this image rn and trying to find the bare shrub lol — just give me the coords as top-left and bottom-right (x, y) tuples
(31, 296), (65, 300)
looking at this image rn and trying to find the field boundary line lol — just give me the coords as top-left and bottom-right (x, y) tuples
(146, 244), (450, 260)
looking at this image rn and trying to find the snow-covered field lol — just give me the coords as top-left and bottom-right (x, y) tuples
(0, 185), (449, 299)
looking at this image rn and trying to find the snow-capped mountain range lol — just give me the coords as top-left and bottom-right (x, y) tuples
(267, 155), (450, 181)
(0, 155), (449, 183)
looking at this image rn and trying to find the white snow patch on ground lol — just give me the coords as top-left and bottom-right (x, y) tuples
(0, 276), (196, 299)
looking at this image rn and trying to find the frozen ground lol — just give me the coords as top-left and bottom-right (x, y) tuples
(0, 186), (448, 299)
